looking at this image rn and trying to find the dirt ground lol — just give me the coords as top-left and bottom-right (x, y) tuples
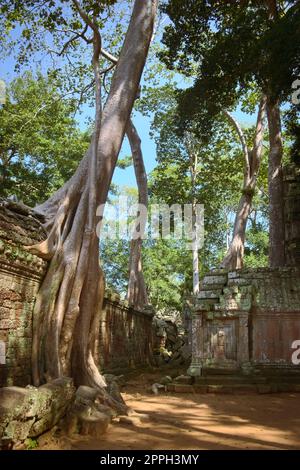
(39, 369), (300, 451)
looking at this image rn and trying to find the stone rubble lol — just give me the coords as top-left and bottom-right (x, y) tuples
(0, 377), (75, 449)
(152, 313), (191, 368)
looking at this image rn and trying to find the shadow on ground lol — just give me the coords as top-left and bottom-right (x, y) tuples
(67, 369), (300, 450)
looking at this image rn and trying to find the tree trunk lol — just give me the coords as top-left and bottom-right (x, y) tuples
(184, 135), (200, 295)
(221, 192), (253, 269)
(192, 198), (200, 295)
(126, 120), (148, 309)
(26, 0), (157, 401)
(264, 0), (285, 267)
(266, 98), (285, 267)
(221, 96), (267, 270)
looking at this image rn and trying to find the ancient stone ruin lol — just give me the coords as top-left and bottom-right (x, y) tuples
(188, 267), (300, 378)
(0, 199), (47, 387)
(0, 164), (299, 446)
(0, 199), (155, 447)
(180, 165), (300, 392)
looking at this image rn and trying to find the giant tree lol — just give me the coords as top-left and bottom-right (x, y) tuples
(221, 96), (267, 269)
(126, 120), (149, 309)
(1, 0), (158, 406)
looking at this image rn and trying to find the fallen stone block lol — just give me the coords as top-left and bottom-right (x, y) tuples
(207, 385), (233, 394)
(0, 377), (75, 447)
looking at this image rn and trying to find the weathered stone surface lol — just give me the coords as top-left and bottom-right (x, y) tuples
(99, 299), (154, 374)
(0, 200), (47, 387)
(0, 377), (75, 447)
(63, 383), (115, 438)
(76, 385), (99, 404)
(78, 411), (110, 438)
(152, 315), (190, 367)
(257, 384), (272, 394)
(189, 267), (300, 377)
(172, 384), (193, 393)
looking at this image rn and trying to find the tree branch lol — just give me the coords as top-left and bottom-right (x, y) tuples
(223, 110), (251, 179)
(58, 24), (88, 56)
(101, 48), (118, 64)
(265, 0), (279, 20)
(72, 0), (99, 36)
(250, 94), (267, 179)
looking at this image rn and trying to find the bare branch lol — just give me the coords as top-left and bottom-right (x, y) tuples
(223, 110), (251, 178)
(58, 25), (88, 56)
(250, 95), (267, 178)
(101, 48), (118, 64)
(100, 49), (118, 93)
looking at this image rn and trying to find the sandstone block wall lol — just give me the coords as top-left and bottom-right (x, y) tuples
(188, 268), (300, 376)
(0, 200), (47, 386)
(99, 296), (154, 374)
(0, 200), (155, 386)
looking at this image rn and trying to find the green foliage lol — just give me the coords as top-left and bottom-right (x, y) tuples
(101, 238), (130, 293)
(100, 186), (193, 312)
(0, 0), (291, 311)
(244, 223), (269, 268)
(160, 0), (299, 97)
(101, 235), (193, 312)
(284, 103), (300, 167)
(0, 72), (90, 206)
(0, 0), (131, 117)
(25, 438), (38, 450)
(143, 238), (192, 311)
(159, 1), (300, 141)
(117, 156), (133, 170)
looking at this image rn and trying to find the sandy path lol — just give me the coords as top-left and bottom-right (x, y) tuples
(70, 391), (300, 450)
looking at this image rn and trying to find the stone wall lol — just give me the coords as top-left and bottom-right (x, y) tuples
(284, 165), (300, 266)
(188, 268), (300, 376)
(0, 200), (155, 386)
(0, 200), (47, 387)
(99, 296), (154, 374)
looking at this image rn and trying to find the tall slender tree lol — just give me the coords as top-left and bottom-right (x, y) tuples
(126, 120), (149, 309)
(184, 134), (200, 294)
(221, 96), (267, 269)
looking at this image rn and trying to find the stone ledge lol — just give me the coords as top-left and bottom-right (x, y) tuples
(0, 377), (75, 448)
(167, 382), (300, 395)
